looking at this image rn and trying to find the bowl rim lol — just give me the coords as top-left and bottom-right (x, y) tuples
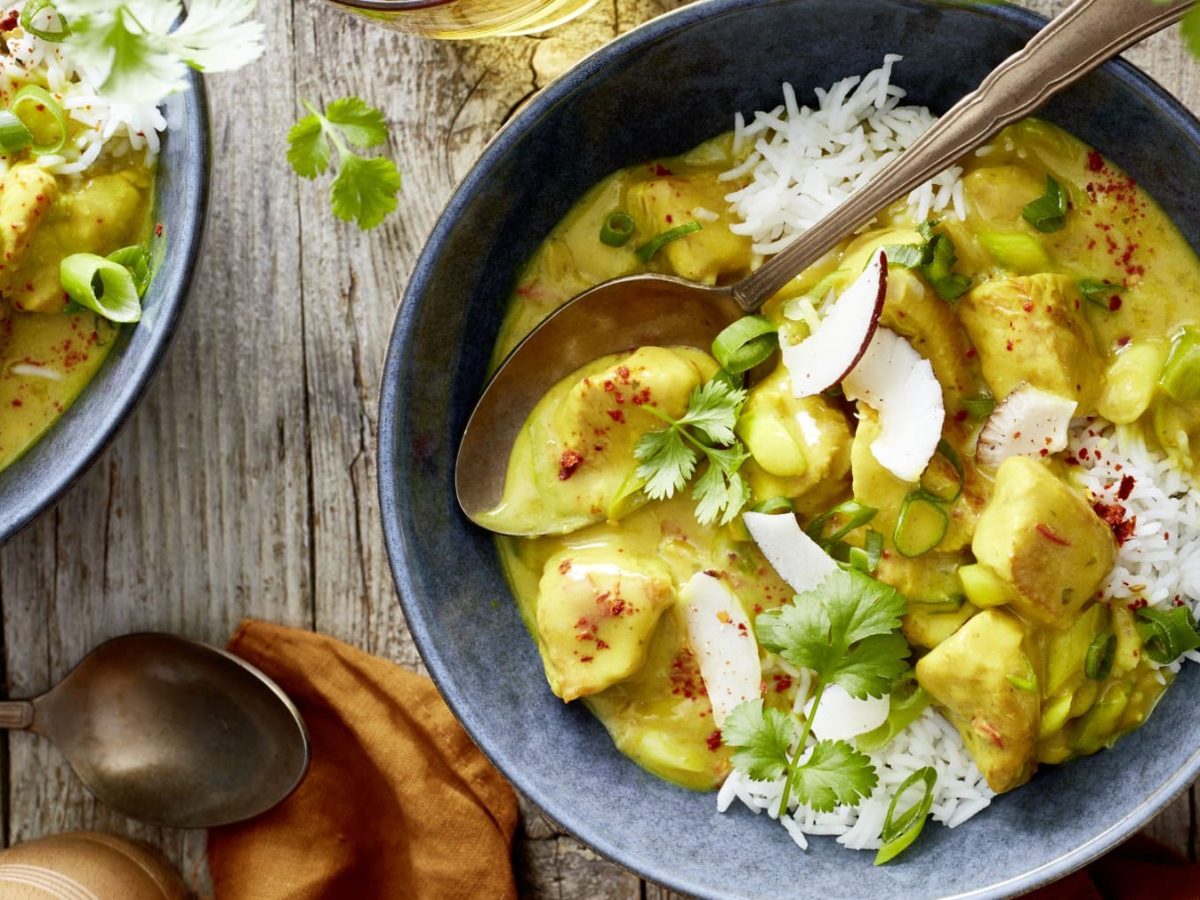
(0, 73), (210, 544)
(378, 1), (1200, 895)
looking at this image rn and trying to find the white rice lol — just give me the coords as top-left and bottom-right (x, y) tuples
(722, 55), (964, 255)
(0, 2), (167, 180)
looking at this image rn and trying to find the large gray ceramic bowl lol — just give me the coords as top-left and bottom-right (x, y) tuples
(378, 1), (1200, 896)
(0, 76), (208, 543)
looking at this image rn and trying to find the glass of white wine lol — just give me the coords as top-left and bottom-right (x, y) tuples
(324, 0), (601, 38)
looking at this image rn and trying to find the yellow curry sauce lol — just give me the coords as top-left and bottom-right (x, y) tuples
(488, 118), (1200, 794)
(0, 159), (154, 470)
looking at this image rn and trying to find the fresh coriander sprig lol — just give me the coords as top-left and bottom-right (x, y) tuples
(55, 0), (265, 105)
(724, 568), (910, 818)
(288, 97), (402, 231)
(633, 377), (750, 526)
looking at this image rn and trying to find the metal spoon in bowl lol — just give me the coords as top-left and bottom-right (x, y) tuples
(456, 0), (1194, 533)
(0, 633), (309, 828)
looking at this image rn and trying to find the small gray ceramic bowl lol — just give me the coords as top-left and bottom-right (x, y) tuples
(378, 1), (1200, 896)
(0, 75), (208, 544)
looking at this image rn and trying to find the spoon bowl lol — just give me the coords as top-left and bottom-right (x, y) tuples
(3, 633), (309, 829)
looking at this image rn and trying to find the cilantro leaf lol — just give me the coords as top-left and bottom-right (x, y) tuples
(757, 567), (909, 698)
(58, 0), (264, 106)
(634, 427), (696, 500)
(332, 154), (402, 230)
(287, 98), (403, 231)
(632, 374), (750, 525)
(287, 114), (330, 179)
(791, 739), (878, 813)
(323, 96), (390, 149)
(721, 699), (795, 782)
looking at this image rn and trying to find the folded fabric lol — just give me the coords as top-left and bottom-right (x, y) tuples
(207, 620), (519, 900)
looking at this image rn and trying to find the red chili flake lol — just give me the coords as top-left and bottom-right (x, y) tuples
(753, 603), (763, 614)
(653, 164), (673, 177)
(1117, 474), (1136, 501)
(972, 717), (1005, 749)
(1127, 597), (1149, 611)
(10, 398), (21, 407)
(954, 409), (968, 423)
(1039, 448), (1049, 457)
(0, 11), (17, 31)
(772, 674), (793, 694)
(603, 380), (614, 392)
(617, 366), (630, 381)
(965, 347), (977, 359)
(1065, 457), (1081, 467)
(1087, 150), (1105, 172)
(665, 214), (673, 224)
(1021, 301), (1034, 313)
(670, 650), (706, 699)
(607, 598), (626, 617)
(1036, 523), (1071, 546)
(606, 409), (625, 424)
(596, 639), (610, 651)
(1078, 447), (1089, 460)
(1174, 596), (1185, 607)
(703, 569), (722, 578)
(614, 392), (625, 404)
(1005, 340), (1014, 352)
(558, 559), (572, 575)
(1117, 336), (1131, 347)
(1093, 501), (1136, 546)
(631, 388), (652, 406)
(558, 449), (584, 481)
(1108, 296), (1123, 311)
(706, 731), (723, 751)
(580, 656), (594, 663)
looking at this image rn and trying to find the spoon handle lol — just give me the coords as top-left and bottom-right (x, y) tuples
(0, 701), (32, 730)
(731, 0), (1195, 311)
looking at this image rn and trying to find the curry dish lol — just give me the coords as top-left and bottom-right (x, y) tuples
(479, 117), (1200, 805)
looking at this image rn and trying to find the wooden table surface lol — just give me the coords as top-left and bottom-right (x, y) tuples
(0, 0), (1196, 895)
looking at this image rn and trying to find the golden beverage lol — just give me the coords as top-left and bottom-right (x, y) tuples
(324, 0), (601, 38)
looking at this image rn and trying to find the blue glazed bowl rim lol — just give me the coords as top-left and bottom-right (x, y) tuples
(378, 1), (1200, 895)
(0, 73), (210, 544)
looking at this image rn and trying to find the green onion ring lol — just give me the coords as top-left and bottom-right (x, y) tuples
(712, 315), (779, 375)
(0, 111), (32, 154)
(963, 393), (996, 421)
(635, 220), (701, 263)
(1084, 632), (1116, 681)
(893, 490), (948, 558)
(875, 766), (937, 865)
(920, 439), (965, 503)
(806, 499), (878, 548)
(20, 0), (70, 41)
(599, 210), (635, 247)
(60, 253), (142, 323)
(750, 496), (793, 515)
(107, 244), (152, 297)
(12, 84), (67, 156)
(1160, 326), (1200, 402)
(1136, 606), (1200, 665)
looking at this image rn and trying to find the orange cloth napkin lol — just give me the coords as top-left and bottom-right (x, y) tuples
(206, 620), (519, 900)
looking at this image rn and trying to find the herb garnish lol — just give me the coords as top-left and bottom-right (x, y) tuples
(724, 568), (909, 816)
(1137, 605), (1200, 664)
(288, 97), (403, 231)
(55, 0), (265, 105)
(883, 220), (971, 302)
(1022, 175), (1068, 232)
(1078, 278), (1125, 309)
(633, 377), (750, 526)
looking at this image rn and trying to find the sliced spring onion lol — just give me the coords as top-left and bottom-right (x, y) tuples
(60, 253), (142, 323)
(19, 0), (70, 41)
(11, 84), (67, 156)
(806, 499), (878, 548)
(893, 491), (948, 558)
(919, 439), (964, 504)
(963, 393), (996, 421)
(875, 766), (937, 865)
(1022, 175), (1068, 232)
(1085, 632), (1116, 681)
(1136, 605), (1200, 665)
(847, 528), (885, 574)
(712, 315), (778, 375)
(107, 244), (152, 296)
(0, 111), (32, 154)
(599, 210), (635, 247)
(1005, 654), (1038, 693)
(635, 220), (701, 263)
(1159, 326), (1200, 402)
(857, 681), (930, 752)
(1078, 278), (1125, 309)
(750, 496), (793, 515)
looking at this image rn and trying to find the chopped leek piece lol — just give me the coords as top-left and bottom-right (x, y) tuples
(1085, 632), (1116, 681)
(1021, 175), (1068, 232)
(920, 439), (964, 504)
(12, 84), (67, 156)
(60, 253), (142, 323)
(875, 766), (937, 865)
(635, 220), (702, 263)
(1159, 326), (1200, 401)
(847, 529), (885, 574)
(806, 499), (878, 548)
(893, 491), (948, 558)
(1005, 654), (1038, 693)
(107, 245), (152, 296)
(20, 0), (69, 41)
(0, 111), (32, 154)
(857, 681), (930, 752)
(600, 210), (635, 247)
(712, 315), (778, 375)
(978, 231), (1051, 273)
(1137, 605), (1200, 665)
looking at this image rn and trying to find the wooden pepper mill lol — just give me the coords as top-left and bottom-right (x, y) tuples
(0, 831), (186, 899)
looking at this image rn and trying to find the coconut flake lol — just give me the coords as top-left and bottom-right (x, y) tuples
(976, 384), (1077, 470)
(804, 683), (889, 741)
(843, 327), (944, 482)
(743, 511), (838, 595)
(680, 572), (762, 727)
(783, 252), (887, 398)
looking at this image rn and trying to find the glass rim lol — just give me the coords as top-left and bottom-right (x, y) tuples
(330, 0), (458, 10)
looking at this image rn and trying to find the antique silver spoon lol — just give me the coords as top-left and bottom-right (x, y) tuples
(0, 633), (309, 828)
(456, 0), (1194, 533)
